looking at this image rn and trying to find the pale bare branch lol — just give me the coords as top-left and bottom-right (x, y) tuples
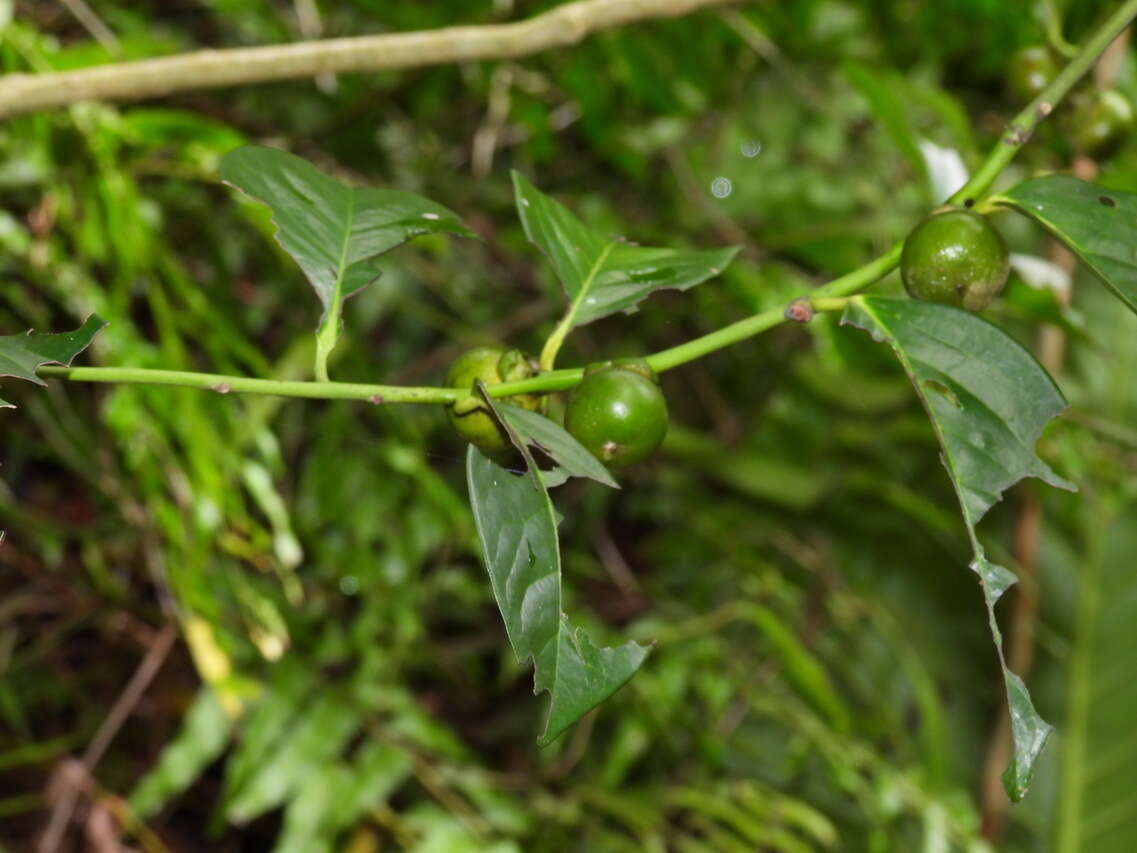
(0, 0), (736, 119)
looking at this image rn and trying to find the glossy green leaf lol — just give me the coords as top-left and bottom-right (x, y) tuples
(513, 171), (737, 328)
(467, 397), (648, 744)
(220, 146), (474, 378)
(130, 688), (233, 819)
(498, 403), (619, 489)
(842, 295), (1073, 800)
(994, 175), (1137, 315)
(0, 315), (105, 408)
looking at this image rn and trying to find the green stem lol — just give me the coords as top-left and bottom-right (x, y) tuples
(815, 243), (903, 298)
(951, 0), (1137, 205)
(1043, 0), (1078, 59)
(538, 241), (616, 371)
(538, 312), (576, 373)
(36, 366), (464, 404)
(314, 319), (336, 382)
(646, 308), (783, 373)
(34, 3), (1137, 404)
(809, 296), (851, 313)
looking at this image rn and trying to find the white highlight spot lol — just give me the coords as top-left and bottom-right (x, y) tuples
(740, 139), (762, 158)
(710, 176), (733, 198)
(421, 212), (440, 220)
(918, 138), (968, 201)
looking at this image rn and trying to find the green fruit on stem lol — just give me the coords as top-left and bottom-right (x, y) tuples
(900, 207), (1010, 311)
(1069, 88), (1134, 158)
(1007, 46), (1058, 104)
(446, 346), (540, 458)
(564, 359), (668, 468)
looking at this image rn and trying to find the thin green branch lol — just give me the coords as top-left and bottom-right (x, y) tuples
(951, 0), (1137, 205)
(1042, 0), (1079, 59)
(34, 1), (1137, 404)
(35, 366), (465, 404)
(809, 296), (852, 313)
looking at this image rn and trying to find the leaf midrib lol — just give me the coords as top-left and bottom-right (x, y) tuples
(330, 188), (358, 319)
(569, 241), (617, 318)
(539, 239), (617, 370)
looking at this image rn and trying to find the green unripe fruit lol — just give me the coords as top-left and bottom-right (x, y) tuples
(900, 207), (1010, 311)
(1070, 89), (1134, 158)
(1007, 46), (1058, 104)
(446, 347), (540, 458)
(564, 359), (668, 468)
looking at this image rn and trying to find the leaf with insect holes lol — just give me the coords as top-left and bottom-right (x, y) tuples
(841, 295), (1073, 801)
(0, 315), (106, 408)
(513, 171), (737, 328)
(467, 390), (646, 744)
(994, 175), (1137, 315)
(219, 146), (475, 377)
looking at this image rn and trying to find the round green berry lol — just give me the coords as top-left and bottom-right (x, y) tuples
(564, 359), (668, 468)
(1008, 46), (1058, 104)
(1070, 88), (1134, 158)
(900, 207), (1010, 311)
(446, 347), (539, 458)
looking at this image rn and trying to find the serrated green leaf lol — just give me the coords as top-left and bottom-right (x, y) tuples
(993, 175), (1137, 315)
(467, 424), (647, 743)
(129, 688), (233, 819)
(842, 295), (1073, 800)
(498, 403), (618, 489)
(513, 171), (736, 328)
(0, 315), (105, 408)
(219, 146), (474, 378)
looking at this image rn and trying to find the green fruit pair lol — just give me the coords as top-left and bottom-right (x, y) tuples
(1008, 45), (1134, 158)
(564, 359), (668, 468)
(900, 207), (1009, 311)
(446, 347), (540, 458)
(448, 351), (668, 469)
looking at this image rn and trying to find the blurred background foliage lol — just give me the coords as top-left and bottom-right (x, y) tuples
(1, 0), (1136, 850)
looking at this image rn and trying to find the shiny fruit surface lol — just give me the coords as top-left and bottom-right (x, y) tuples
(1070, 88), (1134, 158)
(900, 207), (1010, 311)
(1008, 46), (1058, 104)
(446, 347), (539, 458)
(564, 360), (668, 468)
